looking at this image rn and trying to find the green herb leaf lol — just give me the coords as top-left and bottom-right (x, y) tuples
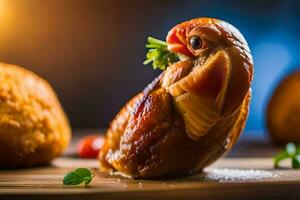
(273, 143), (300, 169)
(143, 36), (179, 70)
(292, 157), (300, 169)
(84, 174), (95, 186)
(63, 168), (95, 186)
(273, 150), (289, 168)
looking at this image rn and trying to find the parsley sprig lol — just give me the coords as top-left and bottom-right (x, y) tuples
(63, 168), (95, 186)
(143, 37), (179, 70)
(274, 143), (300, 169)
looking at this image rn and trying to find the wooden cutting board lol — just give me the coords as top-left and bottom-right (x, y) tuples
(0, 133), (299, 200)
(0, 157), (300, 200)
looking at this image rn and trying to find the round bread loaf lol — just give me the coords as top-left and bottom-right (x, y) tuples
(0, 63), (71, 168)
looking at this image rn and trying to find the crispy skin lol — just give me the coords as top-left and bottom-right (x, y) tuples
(0, 63), (71, 168)
(99, 18), (253, 178)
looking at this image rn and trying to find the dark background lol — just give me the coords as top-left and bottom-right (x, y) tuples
(0, 0), (299, 135)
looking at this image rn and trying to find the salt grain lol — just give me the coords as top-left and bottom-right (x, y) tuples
(206, 168), (280, 182)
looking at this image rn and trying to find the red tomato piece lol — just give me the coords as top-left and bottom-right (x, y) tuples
(77, 135), (104, 158)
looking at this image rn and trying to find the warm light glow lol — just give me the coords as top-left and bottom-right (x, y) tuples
(0, 0), (7, 22)
(0, 0), (15, 43)
(0, 0), (10, 31)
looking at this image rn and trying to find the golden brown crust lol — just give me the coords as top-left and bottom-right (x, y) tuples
(0, 63), (71, 168)
(267, 71), (300, 144)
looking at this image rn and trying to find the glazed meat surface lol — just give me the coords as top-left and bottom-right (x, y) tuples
(99, 18), (253, 178)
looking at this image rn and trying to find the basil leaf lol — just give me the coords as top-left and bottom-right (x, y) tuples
(74, 168), (91, 177)
(63, 168), (94, 186)
(63, 171), (85, 185)
(84, 174), (95, 186)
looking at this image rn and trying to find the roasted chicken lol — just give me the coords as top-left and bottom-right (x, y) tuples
(99, 18), (253, 178)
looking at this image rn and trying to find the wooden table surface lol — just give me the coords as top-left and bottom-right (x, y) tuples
(0, 130), (299, 200)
